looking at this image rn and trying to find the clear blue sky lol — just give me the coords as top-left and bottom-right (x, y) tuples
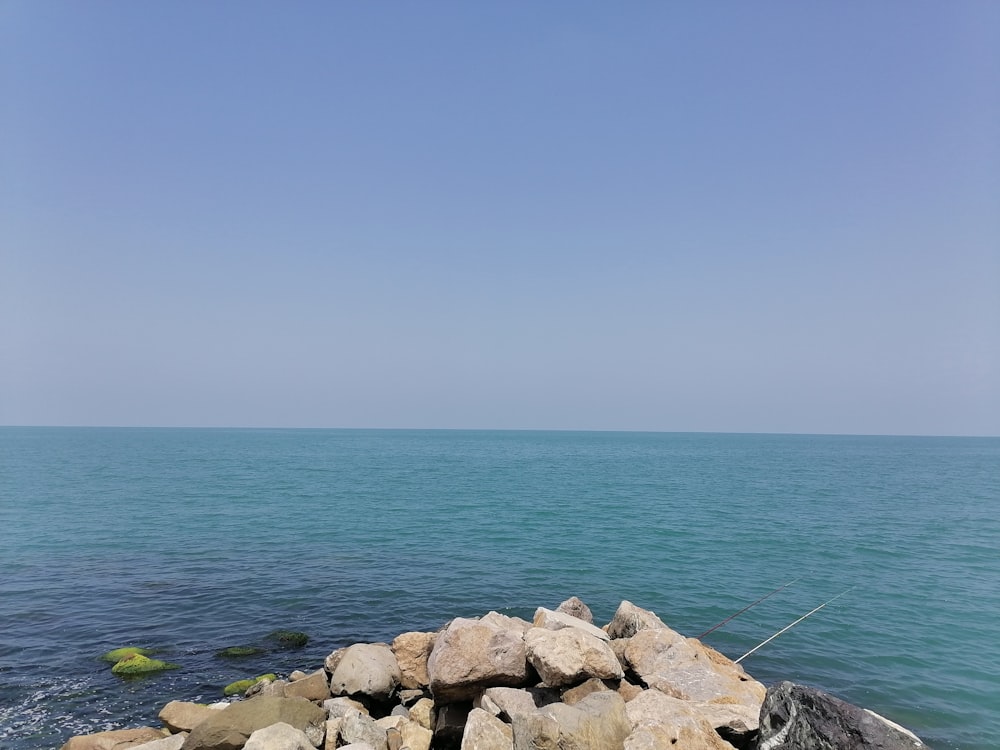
(2, 2), (998, 434)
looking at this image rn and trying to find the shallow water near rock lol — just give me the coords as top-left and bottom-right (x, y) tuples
(1, 428), (997, 749)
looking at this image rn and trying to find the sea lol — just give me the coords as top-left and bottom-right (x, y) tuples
(0, 428), (997, 750)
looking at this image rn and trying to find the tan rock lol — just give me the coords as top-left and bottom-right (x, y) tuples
(605, 601), (669, 639)
(524, 627), (623, 687)
(624, 631), (765, 711)
(243, 722), (314, 750)
(130, 733), (187, 750)
(61, 728), (167, 750)
(323, 718), (342, 750)
(391, 631), (436, 690)
(408, 697), (436, 731)
(561, 677), (613, 705)
(427, 614), (530, 702)
(532, 608), (610, 642)
(513, 692), (630, 750)
(159, 702), (218, 733)
(555, 596), (594, 624)
(397, 717), (433, 750)
(624, 689), (736, 750)
(617, 680), (644, 702)
(330, 643), (401, 701)
(181, 696), (326, 750)
(461, 708), (513, 750)
(284, 669), (330, 701)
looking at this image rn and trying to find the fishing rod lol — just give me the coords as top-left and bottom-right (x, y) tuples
(697, 577), (800, 639)
(734, 587), (853, 663)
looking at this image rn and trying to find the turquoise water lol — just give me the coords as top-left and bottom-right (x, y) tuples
(0, 428), (997, 749)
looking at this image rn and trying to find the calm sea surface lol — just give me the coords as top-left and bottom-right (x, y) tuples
(0, 428), (997, 749)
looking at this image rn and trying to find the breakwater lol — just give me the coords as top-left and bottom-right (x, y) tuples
(61, 598), (927, 750)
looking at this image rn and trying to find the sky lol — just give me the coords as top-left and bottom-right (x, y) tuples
(1, 2), (998, 435)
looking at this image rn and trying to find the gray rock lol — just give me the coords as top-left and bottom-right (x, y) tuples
(339, 710), (388, 750)
(461, 708), (513, 750)
(427, 614), (530, 702)
(555, 596), (594, 624)
(524, 627), (623, 687)
(129, 734), (188, 750)
(330, 643), (401, 701)
(323, 696), (368, 718)
(243, 723), (314, 750)
(475, 687), (555, 721)
(605, 601), (669, 639)
(757, 682), (928, 750)
(181, 696), (326, 750)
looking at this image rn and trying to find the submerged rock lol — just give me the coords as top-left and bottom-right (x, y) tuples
(266, 630), (309, 649)
(223, 673), (277, 697)
(102, 647), (155, 663)
(111, 654), (180, 676)
(215, 646), (265, 658)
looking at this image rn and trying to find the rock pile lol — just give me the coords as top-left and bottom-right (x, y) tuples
(61, 598), (928, 750)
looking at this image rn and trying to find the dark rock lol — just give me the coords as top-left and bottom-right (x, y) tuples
(266, 630), (309, 649)
(757, 682), (928, 750)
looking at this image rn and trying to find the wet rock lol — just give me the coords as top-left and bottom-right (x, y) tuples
(757, 681), (928, 750)
(111, 654), (180, 676)
(101, 647), (154, 663)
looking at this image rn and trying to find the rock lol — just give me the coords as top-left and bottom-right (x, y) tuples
(427, 614), (530, 702)
(339, 709), (388, 750)
(461, 708), (513, 750)
(267, 631), (309, 650)
(475, 687), (553, 721)
(61, 728), (167, 750)
(624, 689), (736, 750)
(391, 631), (436, 689)
(339, 746), (376, 750)
(757, 681), (928, 750)
(102, 647), (154, 663)
(324, 647), (346, 675)
(512, 692), (630, 750)
(111, 654), (180, 676)
(159, 701), (218, 733)
(131, 733), (188, 750)
(617, 680), (644, 703)
(605, 601), (669, 639)
(524, 627), (623, 687)
(324, 696), (369, 718)
(397, 717), (433, 750)
(624, 629), (765, 711)
(408, 697), (436, 731)
(532, 608), (610, 642)
(216, 646), (265, 658)
(243, 722), (314, 750)
(329, 643), (401, 701)
(562, 678), (614, 705)
(398, 688), (424, 705)
(247, 678), (288, 698)
(181, 696), (326, 750)
(289, 671), (309, 681)
(323, 719), (342, 750)
(284, 670), (330, 701)
(555, 596), (594, 624)
(223, 674), (277, 697)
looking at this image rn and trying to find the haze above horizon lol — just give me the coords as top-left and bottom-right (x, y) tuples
(2, 3), (998, 436)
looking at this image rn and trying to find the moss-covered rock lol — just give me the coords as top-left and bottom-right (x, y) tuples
(111, 653), (180, 676)
(266, 630), (309, 649)
(223, 673), (277, 696)
(101, 646), (154, 663)
(216, 645), (265, 658)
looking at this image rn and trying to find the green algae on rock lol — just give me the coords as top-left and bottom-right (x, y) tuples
(101, 646), (154, 663)
(223, 673), (277, 696)
(111, 653), (180, 676)
(216, 645), (265, 658)
(266, 630), (309, 649)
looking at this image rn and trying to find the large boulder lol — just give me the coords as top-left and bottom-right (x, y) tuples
(181, 696), (326, 750)
(757, 682), (928, 749)
(624, 629), (765, 711)
(427, 614), (530, 702)
(243, 723), (314, 750)
(159, 702), (220, 733)
(533, 608), (610, 642)
(329, 643), (401, 702)
(391, 631), (436, 690)
(512, 692), (630, 750)
(624, 689), (738, 750)
(606, 601), (669, 640)
(461, 708), (513, 750)
(524, 627), (623, 687)
(61, 729), (167, 750)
